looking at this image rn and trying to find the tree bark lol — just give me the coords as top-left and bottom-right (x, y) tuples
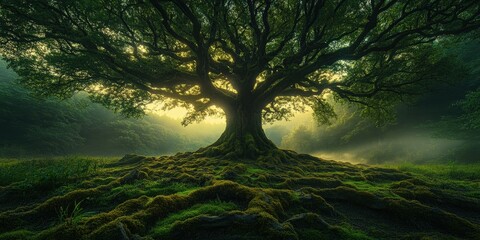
(200, 102), (277, 158)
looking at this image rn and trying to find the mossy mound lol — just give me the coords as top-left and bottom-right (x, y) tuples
(0, 153), (479, 239)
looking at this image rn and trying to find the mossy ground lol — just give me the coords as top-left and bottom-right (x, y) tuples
(0, 153), (479, 239)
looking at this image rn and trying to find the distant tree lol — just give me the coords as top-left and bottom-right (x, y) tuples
(456, 89), (480, 133)
(0, 0), (479, 157)
(415, 38), (480, 141)
(432, 88), (480, 140)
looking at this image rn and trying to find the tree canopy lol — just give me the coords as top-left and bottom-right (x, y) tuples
(1, 0), (479, 157)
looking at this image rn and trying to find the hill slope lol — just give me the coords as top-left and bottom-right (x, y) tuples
(0, 153), (479, 239)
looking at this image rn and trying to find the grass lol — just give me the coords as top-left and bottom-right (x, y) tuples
(382, 162), (480, 198)
(385, 162), (480, 180)
(0, 157), (116, 211)
(57, 200), (84, 226)
(0, 157), (114, 187)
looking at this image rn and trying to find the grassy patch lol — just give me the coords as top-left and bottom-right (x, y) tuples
(383, 163), (480, 198)
(384, 163), (480, 181)
(0, 157), (113, 188)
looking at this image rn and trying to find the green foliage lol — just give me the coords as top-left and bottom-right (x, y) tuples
(278, 38), (480, 163)
(0, 0), (477, 130)
(334, 44), (467, 128)
(281, 101), (374, 153)
(57, 200), (84, 226)
(457, 89), (480, 130)
(427, 99), (480, 146)
(0, 74), (85, 155)
(425, 39), (480, 141)
(312, 98), (337, 125)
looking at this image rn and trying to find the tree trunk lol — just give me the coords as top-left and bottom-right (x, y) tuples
(200, 103), (277, 158)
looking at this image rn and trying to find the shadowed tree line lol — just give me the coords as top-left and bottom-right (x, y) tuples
(0, 62), (220, 156)
(279, 38), (480, 163)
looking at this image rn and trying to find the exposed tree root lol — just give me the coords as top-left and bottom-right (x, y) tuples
(1, 153), (479, 240)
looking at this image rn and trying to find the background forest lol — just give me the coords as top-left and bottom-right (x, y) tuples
(0, 59), (222, 156)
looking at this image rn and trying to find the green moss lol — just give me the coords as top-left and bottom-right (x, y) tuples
(34, 222), (87, 240)
(280, 177), (343, 189)
(290, 191), (301, 202)
(0, 230), (34, 240)
(1, 154), (480, 239)
(343, 180), (400, 198)
(220, 164), (247, 180)
(98, 180), (197, 205)
(297, 225), (373, 240)
(150, 199), (237, 238)
(176, 187), (199, 196)
(245, 167), (267, 175)
(297, 229), (329, 240)
(335, 224), (373, 240)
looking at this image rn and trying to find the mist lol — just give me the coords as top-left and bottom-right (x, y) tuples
(271, 85), (480, 164)
(281, 127), (466, 164)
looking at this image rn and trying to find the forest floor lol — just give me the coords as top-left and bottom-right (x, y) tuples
(0, 153), (479, 240)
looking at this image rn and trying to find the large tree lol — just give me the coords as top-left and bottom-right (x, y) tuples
(0, 0), (479, 157)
